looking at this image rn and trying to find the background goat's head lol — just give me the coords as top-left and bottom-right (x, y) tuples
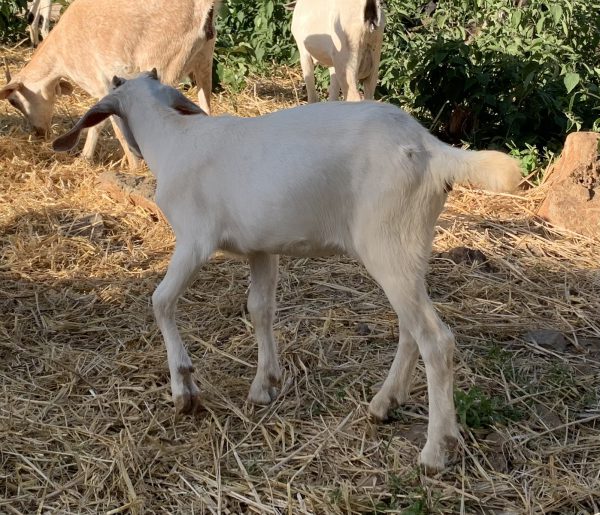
(52, 69), (205, 156)
(1, 66), (73, 137)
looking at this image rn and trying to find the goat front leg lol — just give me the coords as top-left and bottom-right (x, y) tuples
(110, 118), (142, 170)
(247, 253), (282, 404)
(80, 121), (106, 162)
(362, 40), (383, 100)
(153, 244), (207, 414)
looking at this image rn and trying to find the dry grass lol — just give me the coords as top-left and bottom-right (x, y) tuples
(1, 44), (600, 514)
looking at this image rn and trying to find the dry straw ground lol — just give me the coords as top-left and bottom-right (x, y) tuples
(1, 44), (599, 514)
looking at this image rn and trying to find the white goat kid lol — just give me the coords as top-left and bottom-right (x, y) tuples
(291, 0), (385, 102)
(2, 0), (218, 169)
(53, 72), (521, 472)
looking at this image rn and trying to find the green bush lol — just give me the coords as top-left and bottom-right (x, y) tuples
(378, 0), (600, 149)
(215, 0), (297, 90)
(0, 0), (27, 42)
(217, 0), (600, 152)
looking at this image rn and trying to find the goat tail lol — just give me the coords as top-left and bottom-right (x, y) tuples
(440, 147), (522, 193)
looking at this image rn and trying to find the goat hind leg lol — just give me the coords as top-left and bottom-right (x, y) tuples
(368, 327), (419, 421)
(410, 298), (459, 473)
(328, 67), (341, 101)
(299, 49), (318, 103)
(247, 253), (281, 405)
(363, 258), (459, 472)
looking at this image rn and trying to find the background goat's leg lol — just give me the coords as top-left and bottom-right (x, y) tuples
(153, 244), (207, 414)
(80, 122), (104, 162)
(247, 253), (281, 404)
(110, 118), (141, 170)
(328, 67), (340, 101)
(299, 49), (318, 103)
(335, 51), (361, 101)
(190, 39), (215, 115)
(362, 38), (383, 100)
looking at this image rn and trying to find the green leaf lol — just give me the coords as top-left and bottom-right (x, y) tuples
(564, 72), (580, 93)
(548, 4), (563, 24)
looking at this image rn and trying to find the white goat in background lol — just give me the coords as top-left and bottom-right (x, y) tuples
(2, 0), (219, 169)
(53, 72), (521, 473)
(26, 0), (63, 46)
(291, 0), (385, 102)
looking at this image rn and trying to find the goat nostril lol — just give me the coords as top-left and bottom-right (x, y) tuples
(32, 127), (47, 138)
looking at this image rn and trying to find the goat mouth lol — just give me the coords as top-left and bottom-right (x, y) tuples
(31, 126), (48, 138)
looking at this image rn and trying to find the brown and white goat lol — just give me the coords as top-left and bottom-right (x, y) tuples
(2, 0), (219, 169)
(291, 0), (385, 103)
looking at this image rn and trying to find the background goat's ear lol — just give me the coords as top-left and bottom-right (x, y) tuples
(149, 68), (159, 80)
(53, 97), (119, 151)
(0, 81), (23, 100)
(171, 92), (206, 116)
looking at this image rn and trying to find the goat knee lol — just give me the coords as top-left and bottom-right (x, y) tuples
(152, 288), (175, 322)
(419, 326), (455, 369)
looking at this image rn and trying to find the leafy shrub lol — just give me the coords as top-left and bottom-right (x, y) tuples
(217, 0), (600, 153)
(215, 0), (297, 90)
(378, 0), (600, 150)
(0, 0), (27, 42)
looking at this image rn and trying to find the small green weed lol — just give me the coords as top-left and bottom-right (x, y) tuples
(508, 142), (554, 184)
(455, 386), (521, 429)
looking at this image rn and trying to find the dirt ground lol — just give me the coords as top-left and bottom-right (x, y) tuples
(1, 44), (599, 514)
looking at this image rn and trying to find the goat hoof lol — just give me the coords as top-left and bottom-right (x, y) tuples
(247, 385), (279, 405)
(247, 369), (281, 405)
(419, 434), (459, 475)
(368, 392), (402, 422)
(173, 370), (203, 415)
(174, 391), (204, 415)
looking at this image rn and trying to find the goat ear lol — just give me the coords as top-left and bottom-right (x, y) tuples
(149, 68), (159, 80)
(56, 79), (73, 96)
(112, 75), (126, 88)
(171, 93), (206, 116)
(0, 82), (23, 100)
(53, 97), (119, 151)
